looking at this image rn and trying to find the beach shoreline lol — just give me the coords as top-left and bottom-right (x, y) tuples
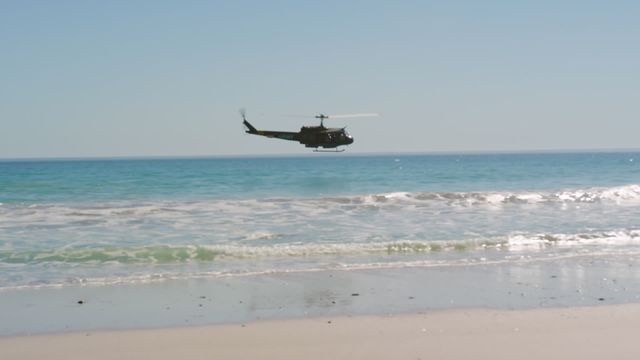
(2, 253), (640, 336)
(2, 239), (640, 360)
(3, 238), (639, 359)
(2, 304), (640, 360)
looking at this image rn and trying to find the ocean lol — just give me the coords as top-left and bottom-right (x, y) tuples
(1, 152), (640, 291)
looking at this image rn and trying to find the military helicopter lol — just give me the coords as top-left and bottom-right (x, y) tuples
(241, 109), (377, 152)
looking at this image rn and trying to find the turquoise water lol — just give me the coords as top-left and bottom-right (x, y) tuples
(1, 152), (640, 289)
(2, 153), (639, 202)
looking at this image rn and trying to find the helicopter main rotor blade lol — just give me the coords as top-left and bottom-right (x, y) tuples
(282, 114), (316, 118)
(280, 112), (379, 122)
(327, 113), (379, 119)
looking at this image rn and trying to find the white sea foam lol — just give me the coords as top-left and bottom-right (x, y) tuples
(2, 185), (640, 247)
(3, 229), (640, 268)
(244, 231), (286, 241)
(4, 241), (640, 291)
(383, 192), (411, 199)
(600, 184), (640, 203)
(485, 194), (506, 204)
(335, 184), (640, 207)
(514, 193), (545, 203)
(2, 184), (639, 220)
(508, 229), (640, 250)
(2, 184), (640, 287)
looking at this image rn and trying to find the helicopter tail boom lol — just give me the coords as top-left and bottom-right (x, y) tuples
(243, 119), (298, 141)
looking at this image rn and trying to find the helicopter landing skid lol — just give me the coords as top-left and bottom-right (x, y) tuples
(313, 148), (345, 153)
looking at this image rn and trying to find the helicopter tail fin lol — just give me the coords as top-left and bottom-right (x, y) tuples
(243, 119), (258, 134)
(240, 108), (258, 134)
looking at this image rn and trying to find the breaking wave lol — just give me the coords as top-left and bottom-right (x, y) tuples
(341, 184), (640, 206)
(1, 184), (639, 238)
(2, 184), (639, 217)
(2, 229), (640, 266)
(3, 184), (640, 289)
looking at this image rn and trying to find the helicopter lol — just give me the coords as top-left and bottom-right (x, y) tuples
(241, 110), (377, 152)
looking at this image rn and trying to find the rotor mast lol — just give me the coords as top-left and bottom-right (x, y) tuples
(315, 113), (329, 127)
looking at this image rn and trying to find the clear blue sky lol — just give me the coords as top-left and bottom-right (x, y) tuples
(1, 1), (639, 158)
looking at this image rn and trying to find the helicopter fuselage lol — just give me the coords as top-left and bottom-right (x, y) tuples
(243, 120), (354, 149)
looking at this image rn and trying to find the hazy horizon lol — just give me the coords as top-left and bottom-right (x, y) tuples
(3, 147), (640, 162)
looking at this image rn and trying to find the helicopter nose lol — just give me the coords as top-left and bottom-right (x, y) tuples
(347, 135), (354, 144)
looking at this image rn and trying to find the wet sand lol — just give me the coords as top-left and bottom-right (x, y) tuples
(2, 255), (640, 336)
(2, 304), (640, 360)
(2, 255), (640, 359)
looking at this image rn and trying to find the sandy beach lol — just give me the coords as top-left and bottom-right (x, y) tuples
(2, 257), (639, 359)
(2, 304), (639, 360)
